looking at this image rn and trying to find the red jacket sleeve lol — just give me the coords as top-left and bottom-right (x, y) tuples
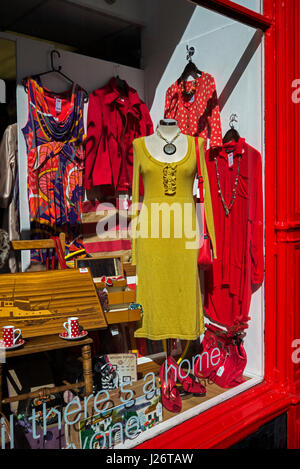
(164, 86), (173, 119)
(207, 76), (223, 149)
(138, 101), (154, 137)
(250, 151), (264, 285)
(164, 85), (179, 120)
(84, 91), (112, 190)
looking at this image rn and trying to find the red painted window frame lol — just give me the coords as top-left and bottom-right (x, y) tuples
(188, 0), (273, 30)
(136, 0), (292, 449)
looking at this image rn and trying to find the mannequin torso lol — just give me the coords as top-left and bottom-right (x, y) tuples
(144, 119), (188, 163)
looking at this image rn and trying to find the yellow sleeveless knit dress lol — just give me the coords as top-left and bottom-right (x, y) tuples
(131, 135), (216, 340)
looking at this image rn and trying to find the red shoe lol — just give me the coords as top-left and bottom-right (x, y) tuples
(167, 356), (206, 396)
(159, 360), (182, 413)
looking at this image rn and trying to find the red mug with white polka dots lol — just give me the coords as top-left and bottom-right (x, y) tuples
(2, 325), (21, 348)
(63, 317), (80, 338)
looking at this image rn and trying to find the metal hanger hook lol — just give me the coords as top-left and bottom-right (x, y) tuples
(113, 63), (120, 77)
(229, 113), (238, 129)
(186, 45), (195, 62)
(50, 49), (62, 72)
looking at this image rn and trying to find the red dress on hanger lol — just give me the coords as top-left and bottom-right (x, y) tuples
(204, 138), (264, 329)
(164, 73), (222, 149)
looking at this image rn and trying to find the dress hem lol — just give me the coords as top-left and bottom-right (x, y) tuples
(134, 330), (204, 341)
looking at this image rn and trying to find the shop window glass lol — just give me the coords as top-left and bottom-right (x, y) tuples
(231, 0), (263, 14)
(0, 0), (265, 450)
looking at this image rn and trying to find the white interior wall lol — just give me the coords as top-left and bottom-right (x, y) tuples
(0, 79), (5, 103)
(15, 35), (145, 269)
(142, 0), (265, 377)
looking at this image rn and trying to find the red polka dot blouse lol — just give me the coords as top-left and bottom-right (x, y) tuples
(164, 72), (223, 149)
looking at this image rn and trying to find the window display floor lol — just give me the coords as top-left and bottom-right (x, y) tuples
(120, 373), (262, 449)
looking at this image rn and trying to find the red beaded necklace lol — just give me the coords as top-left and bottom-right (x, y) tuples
(180, 79), (197, 98)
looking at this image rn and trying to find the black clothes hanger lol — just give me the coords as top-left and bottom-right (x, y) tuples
(178, 46), (202, 84)
(222, 114), (241, 144)
(115, 75), (128, 96)
(22, 50), (89, 103)
(113, 63), (128, 97)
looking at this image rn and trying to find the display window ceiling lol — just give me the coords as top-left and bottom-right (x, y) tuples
(0, 0), (142, 68)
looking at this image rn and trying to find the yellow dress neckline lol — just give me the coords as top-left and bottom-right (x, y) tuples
(142, 134), (192, 166)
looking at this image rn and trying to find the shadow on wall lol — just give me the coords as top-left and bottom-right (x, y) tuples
(142, 0), (263, 123)
(218, 28), (263, 112)
(141, 0), (197, 108)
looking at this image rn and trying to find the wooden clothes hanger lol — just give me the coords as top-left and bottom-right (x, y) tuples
(178, 46), (202, 84)
(22, 49), (89, 103)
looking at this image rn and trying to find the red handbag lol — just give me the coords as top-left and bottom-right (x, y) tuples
(194, 323), (247, 388)
(195, 138), (213, 269)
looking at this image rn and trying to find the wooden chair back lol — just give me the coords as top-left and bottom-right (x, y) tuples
(11, 233), (66, 269)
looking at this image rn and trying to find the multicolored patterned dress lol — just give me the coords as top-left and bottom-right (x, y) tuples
(22, 76), (85, 262)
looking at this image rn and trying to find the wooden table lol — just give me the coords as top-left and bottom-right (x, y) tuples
(0, 334), (94, 410)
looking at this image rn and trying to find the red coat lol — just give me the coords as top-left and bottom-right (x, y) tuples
(204, 138), (264, 329)
(84, 77), (153, 194)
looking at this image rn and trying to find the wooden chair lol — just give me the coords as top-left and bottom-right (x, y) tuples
(11, 232), (66, 269)
(0, 233), (106, 411)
